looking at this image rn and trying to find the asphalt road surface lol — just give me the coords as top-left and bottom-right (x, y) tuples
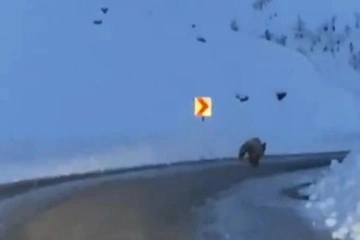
(0, 150), (349, 240)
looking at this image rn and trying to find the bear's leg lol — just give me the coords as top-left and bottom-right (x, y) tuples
(249, 155), (260, 168)
(238, 148), (246, 160)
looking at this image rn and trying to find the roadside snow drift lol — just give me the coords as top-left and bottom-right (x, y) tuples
(305, 151), (360, 240)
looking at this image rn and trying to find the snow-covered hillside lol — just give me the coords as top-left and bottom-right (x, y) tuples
(231, 0), (360, 239)
(0, 0), (360, 183)
(235, 0), (360, 96)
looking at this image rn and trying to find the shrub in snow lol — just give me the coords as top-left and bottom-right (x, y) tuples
(349, 52), (360, 71)
(315, 17), (345, 57)
(93, 20), (103, 25)
(269, 13), (278, 20)
(345, 25), (352, 36)
(355, 12), (360, 29)
(262, 29), (272, 41)
(294, 16), (306, 39)
(276, 91), (287, 101)
(331, 48), (335, 55)
(292, 16), (322, 51)
(319, 16), (337, 33)
(350, 42), (354, 53)
(275, 35), (287, 46)
(306, 151), (360, 240)
(331, 16), (337, 32)
(239, 96), (249, 102)
(296, 47), (308, 56)
(197, 37), (206, 43)
(252, 0), (272, 10)
(235, 94), (249, 102)
(309, 35), (321, 52)
(101, 7), (108, 14)
(230, 19), (239, 32)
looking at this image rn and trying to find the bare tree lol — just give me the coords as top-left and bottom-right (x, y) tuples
(344, 25), (351, 37)
(275, 35), (287, 46)
(294, 16), (306, 39)
(350, 42), (354, 53)
(230, 19), (239, 32)
(330, 15), (337, 32)
(349, 52), (360, 71)
(253, 0), (272, 10)
(261, 29), (273, 41)
(355, 12), (360, 29)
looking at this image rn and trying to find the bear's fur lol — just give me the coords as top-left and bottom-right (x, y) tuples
(238, 137), (266, 167)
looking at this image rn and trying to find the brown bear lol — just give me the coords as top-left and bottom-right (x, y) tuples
(238, 137), (266, 167)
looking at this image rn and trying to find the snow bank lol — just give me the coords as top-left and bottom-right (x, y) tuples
(305, 150), (360, 240)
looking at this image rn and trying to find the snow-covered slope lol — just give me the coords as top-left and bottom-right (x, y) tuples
(0, 0), (360, 183)
(232, 0), (360, 239)
(235, 0), (360, 97)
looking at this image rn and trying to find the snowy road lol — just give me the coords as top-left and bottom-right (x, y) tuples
(1, 150), (349, 240)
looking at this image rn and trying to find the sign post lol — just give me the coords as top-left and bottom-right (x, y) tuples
(194, 97), (212, 121)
